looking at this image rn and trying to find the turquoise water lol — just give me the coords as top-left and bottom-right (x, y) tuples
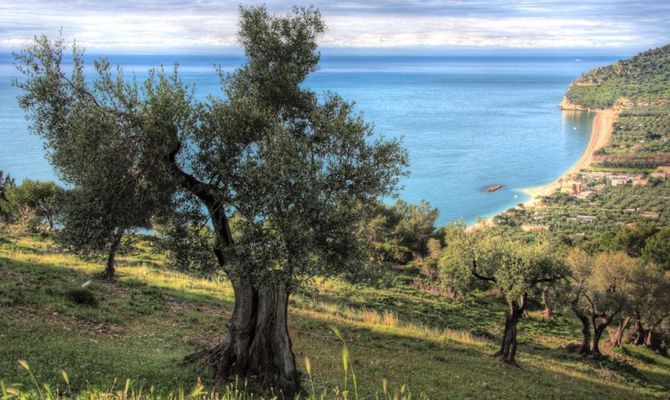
(0, 54), (618, 224)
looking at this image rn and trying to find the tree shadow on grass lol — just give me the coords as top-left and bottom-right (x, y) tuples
(2, 254), (668, 399)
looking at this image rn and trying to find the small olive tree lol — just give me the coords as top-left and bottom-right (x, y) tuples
(443, 228), (566, 365)
(567, 251), (635, 357)
(626, 263), (670, 353)
(358, 199), (438, 265)
(642, 228), (670, 271)
(438, 222), (480, 298)
(565, 249), (595, 355)
(14, 179), (64, 231)
(15, 38), (166, 280)
(0, 171), (17, 223)
(390, 200), (439, 259)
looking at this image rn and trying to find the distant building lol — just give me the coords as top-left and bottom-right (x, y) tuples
(605, 174), (646, 186)
(521, 224), (548, 232)
(576, 190), (594, 199)
(576, 215), (597, 223)
(641, 211), (660, 220)
(651, 166), (670, 179)
(631, 176), (649, 186)
(561, 179), (587, 194)
(608, 175), (630, 186)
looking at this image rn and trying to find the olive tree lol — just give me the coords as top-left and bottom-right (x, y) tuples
(390, 200), (439, 259)
(15, 37), (170, 280)
(358, 199), (438, 265)
(613, 224), (657, 257)
(438, 222), (480, 298)
(642, 228), (670, 271)
(0, 171), (17, 223)
(14, 179), (63, 231)
(444, 229), (567, 365)
(565, 249), (595, 355)
(15, 7), (407, 393)
(567, 251), (635, 357)
(626, 263), (670, 353)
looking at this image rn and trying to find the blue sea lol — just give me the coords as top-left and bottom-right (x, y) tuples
(0, 53), (620, 225)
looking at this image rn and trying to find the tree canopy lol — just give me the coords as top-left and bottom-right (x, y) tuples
(14, 6), (408, 392)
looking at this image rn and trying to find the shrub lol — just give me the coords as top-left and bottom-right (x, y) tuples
(66, 288), (98, 307)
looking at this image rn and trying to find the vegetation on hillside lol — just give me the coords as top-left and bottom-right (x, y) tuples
(566, 44), (670, 109)
(2, 232), (670, 399)
(499, 44), (670, 247)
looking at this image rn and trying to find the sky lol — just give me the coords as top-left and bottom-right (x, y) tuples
(1, 0), (669, 54)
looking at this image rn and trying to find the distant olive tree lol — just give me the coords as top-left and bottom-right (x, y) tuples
(14, 179), (64, 231)
(15, 38), (167, 280)
(156, 198), (219, 277)
(438, 222), (480, 297)
(0, 171), (17, 223)
(613, 224), (657, 257)
(642, 228), (670, 271)
(567, 251), (635, 358)
(626, 262), (670, 354)
(359, 199), (438, 265)
(444, 228), (567, 365)
(14, 6), (407, 393)
(390, 200), (439, 259)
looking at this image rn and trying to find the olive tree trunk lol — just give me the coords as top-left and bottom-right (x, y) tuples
(632, 318), (646, 345)
(190, 279), (300, 393)
(494, 294), (526, 365)
(571, 302), (591, 355)
(609, 316), (631, 347)
(172, 155), (300, 394)
(591, 312), (618, 358)
(592, 324), (606, 357)
(645, 319), (668, 356)
(103, 229), (123, 280)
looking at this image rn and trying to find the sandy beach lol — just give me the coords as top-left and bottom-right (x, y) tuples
(521, 107), (618, 206)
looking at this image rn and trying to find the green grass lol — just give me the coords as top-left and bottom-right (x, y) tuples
(1, 233), (669, 399)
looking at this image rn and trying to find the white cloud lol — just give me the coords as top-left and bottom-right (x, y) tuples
(0, 0), (667, 52)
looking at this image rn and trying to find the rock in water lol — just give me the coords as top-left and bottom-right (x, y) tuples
(483, 184), (503, 193)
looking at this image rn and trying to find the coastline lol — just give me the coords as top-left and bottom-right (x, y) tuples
(520, 100), (618, 207)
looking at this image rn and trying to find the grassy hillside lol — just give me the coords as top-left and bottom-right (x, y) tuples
(1, 232), (669, 399)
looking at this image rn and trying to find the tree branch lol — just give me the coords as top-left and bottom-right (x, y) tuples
(531, 275), (564, 284)
(471, 260), (496, 282)
(165, 140), (234, 251)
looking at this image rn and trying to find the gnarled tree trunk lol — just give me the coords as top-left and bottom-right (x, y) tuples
(170, 150), (300, 394)
(494, 293), (526, 365)
(632, 318), (646, 345)
(591, 313), (617, 358)
(592, 324), (606, 357)
(571, 302), (591, 355)
(191, 279), (300, 394)
(645, 320), (668, 356)
(609, 316), (631, 347)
